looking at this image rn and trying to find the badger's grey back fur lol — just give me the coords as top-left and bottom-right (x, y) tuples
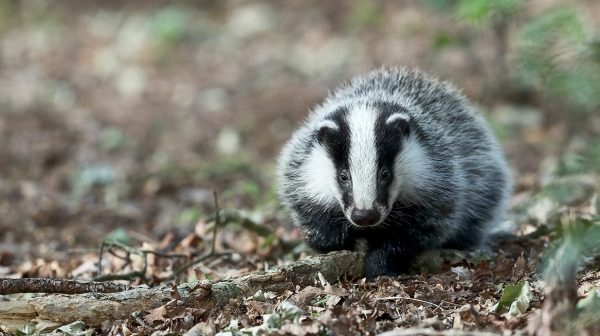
(277, 67), (512, 278)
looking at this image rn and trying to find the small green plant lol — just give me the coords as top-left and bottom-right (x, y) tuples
(149, 6), (189, 46)
(177, 207), (202, 227)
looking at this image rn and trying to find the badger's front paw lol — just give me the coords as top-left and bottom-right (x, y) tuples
(363, 247), (412, 280)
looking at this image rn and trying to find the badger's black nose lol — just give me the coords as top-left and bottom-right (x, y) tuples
(351, 209), (380, 226)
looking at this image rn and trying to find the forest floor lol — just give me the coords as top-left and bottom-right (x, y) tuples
(1, 1), (600, 335)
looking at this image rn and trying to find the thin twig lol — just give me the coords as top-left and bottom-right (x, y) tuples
(374, 296), (445, 312)
(95, 240), (150, 283)
(140, 250), (188, 259)
(107, 248), (132, 262)
(204, 209), (273, 237)
(211, 190), (220, 256)
(98, 240), (106, 276)
(167, 252), (230, 281)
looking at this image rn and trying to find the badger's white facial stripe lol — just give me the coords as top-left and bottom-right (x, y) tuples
(316, 119), (339, 131)
(347, 105), (378, 210)
(300, 143), (339, 206)
(392, 132), (434, 203)
(385, 113), (410, 125)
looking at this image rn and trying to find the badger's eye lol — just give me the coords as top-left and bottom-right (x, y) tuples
(339, 170), (350, 184)
(379, 168), (391, 182)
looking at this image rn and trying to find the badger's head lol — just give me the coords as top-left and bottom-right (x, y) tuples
(303, 102), (429, 227)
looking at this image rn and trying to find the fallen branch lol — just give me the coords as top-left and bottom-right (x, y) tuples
(0, 251), (363, 332)
(0, 278), (131, 294)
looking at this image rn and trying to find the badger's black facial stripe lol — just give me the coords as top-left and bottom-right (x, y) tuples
(315, 108), (350, 165)
(373, 102), (412, 207)
(316, 120), (339, 143)
(314, 107), (353, 208)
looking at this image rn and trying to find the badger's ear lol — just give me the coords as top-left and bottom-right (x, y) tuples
(385, 113), (411, 136)
(316, 120), (339, 144)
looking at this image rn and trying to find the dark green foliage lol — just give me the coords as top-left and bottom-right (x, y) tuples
(516, 8), (600, 114)
(428, 1), (600, 123)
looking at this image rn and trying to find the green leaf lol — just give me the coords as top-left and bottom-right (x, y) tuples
(104, 228), (132, 246)
(494, 281), (532, 315)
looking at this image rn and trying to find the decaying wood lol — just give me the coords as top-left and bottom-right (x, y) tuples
(0, 278), (131, 294)
(0, 251), (363, 332)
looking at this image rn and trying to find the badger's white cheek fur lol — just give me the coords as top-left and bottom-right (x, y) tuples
(392, 132), (434, 202)
(347, 105), (378, 210)
(300, 144), (340, 206)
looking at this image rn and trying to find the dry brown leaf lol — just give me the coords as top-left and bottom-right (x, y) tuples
(143, 305), (167, 325)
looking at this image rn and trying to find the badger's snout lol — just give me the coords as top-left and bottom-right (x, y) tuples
(350, 208), (380, 226)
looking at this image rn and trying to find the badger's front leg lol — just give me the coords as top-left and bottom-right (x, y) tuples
(363, 240), (418, 279)
(299, 214), (356, 253)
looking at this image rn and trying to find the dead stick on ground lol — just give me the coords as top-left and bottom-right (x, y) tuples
(211, 190), (220, 256)
(0, 278), (131, 295)
(0, 251), (363, 332)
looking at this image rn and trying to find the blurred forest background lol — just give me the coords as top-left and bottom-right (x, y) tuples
(2, 0), (599, 258)
(1, 0), (600, 334)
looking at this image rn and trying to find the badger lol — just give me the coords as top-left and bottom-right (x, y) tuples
(277, 67), (512, 279)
